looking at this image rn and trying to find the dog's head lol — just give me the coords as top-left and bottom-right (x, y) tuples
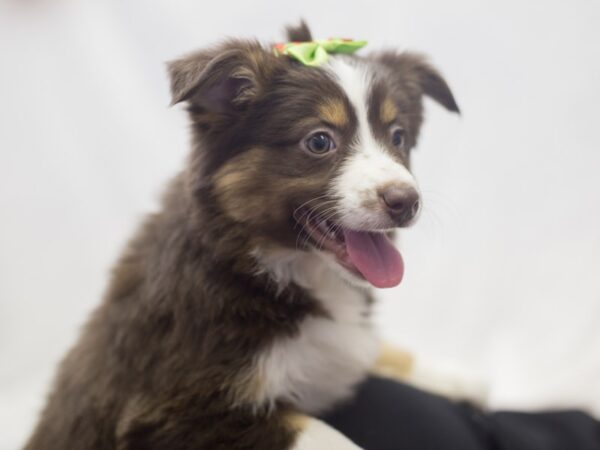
(168, 22), (459, 289)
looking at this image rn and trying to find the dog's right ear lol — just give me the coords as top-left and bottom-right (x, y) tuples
(167, 41), (277, 113)
(375, 51), (460, 114)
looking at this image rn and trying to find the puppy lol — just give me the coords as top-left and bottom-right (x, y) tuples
(25, 22), (481, 450)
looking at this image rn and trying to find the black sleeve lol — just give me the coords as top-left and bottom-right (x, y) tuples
(320, 376), (600, 450)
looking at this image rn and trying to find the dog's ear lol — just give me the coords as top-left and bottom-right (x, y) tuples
(375, 51), (460, 113)
(167, 41), (277, 113)
(285, 19), (313, 42)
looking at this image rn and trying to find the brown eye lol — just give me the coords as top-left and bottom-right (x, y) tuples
(391, 127), (405, 148)
(306, 132), (336, 155)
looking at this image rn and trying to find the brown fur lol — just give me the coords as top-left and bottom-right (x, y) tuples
(318, 98), (350, 127)
(24, 21), (458, 450)
(285, 20), (313, 42)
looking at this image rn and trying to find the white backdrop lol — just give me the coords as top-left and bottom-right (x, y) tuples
(1, 0), (599, 448)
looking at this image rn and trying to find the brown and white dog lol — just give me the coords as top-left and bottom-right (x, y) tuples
(25, 22), (485, 450)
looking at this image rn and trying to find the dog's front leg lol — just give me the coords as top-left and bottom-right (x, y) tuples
(289, 413), (363, 450)
(372, 343), (489, 406)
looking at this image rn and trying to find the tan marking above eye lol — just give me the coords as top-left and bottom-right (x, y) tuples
(318, 99), (349, 127)
(380, 97), (398, 124)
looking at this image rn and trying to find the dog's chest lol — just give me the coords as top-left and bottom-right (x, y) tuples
(253, 252), (380, 414)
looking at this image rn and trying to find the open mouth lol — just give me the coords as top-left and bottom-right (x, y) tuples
(294, 207), (404, 288)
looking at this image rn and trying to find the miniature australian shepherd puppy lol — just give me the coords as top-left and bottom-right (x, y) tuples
(25, 22), (485, 450)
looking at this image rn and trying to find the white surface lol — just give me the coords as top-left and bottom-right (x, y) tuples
(1, 1), (599, 449)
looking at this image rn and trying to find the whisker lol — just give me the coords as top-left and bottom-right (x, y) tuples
(292, 197), (338, 251)
(311, 207), (341, 251)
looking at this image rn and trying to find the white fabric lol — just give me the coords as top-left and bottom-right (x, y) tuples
(1, 1), (599, 448)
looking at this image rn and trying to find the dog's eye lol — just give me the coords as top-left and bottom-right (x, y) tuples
(391, 127), (405, 148)
(305, 132), (336, 155)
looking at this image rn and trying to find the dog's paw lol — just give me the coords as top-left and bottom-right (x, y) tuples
(292, 417), (363, 450)
(406, 356), (490, 407)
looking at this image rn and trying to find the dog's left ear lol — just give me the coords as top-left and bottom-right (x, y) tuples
(167, 41), (277, 113)
(375, 51), (460, 114)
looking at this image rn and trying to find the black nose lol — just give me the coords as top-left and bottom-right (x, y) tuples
(380, 186), (420, 226)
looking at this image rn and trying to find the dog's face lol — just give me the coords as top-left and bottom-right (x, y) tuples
(169, 25), (458, 289)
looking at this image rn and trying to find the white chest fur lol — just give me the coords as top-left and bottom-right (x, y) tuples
(251, 250), (381, 414)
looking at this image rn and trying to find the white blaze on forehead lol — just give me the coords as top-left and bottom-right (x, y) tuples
(325, 57), (418, 230)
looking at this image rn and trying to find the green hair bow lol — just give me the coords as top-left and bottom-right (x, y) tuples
(273, 38), (367, 67)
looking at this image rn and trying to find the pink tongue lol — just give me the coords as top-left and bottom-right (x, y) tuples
(343, 230), (404, 288)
